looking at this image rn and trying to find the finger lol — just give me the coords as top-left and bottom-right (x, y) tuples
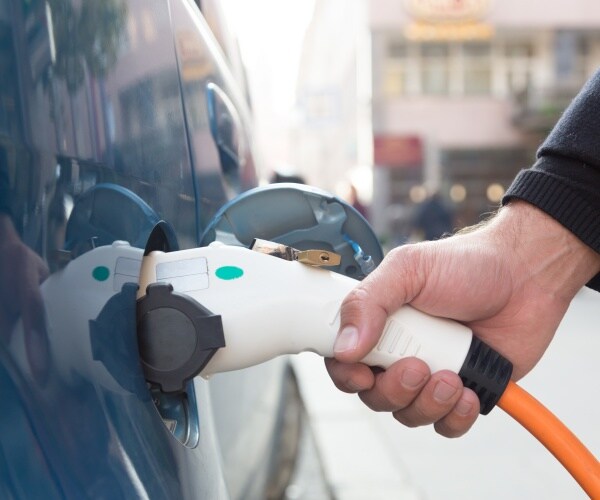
(433, 388), (480, 438)
(334, 245), (430, 363)
(357, 357), (430, 412)
(324, 358), (375, 393)
(391, 370), (464, 428)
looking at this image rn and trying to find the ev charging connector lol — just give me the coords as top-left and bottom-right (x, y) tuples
(135, 238), (599, 496)
(136, 239), (511, 414)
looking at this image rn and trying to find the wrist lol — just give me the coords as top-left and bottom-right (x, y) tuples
(489, 201), (600, 300)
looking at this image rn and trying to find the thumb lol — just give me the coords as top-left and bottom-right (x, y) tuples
(333, 245), (427, 363)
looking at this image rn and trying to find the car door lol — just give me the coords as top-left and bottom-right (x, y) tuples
(0, 0), (287, 498)
(168, 2), (296, 498)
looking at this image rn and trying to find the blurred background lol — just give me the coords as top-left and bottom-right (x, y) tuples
(220, 0), (600, 246)
(214, 1), (600, 499)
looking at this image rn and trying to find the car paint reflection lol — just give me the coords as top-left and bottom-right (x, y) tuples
(0, 0), (286, 498)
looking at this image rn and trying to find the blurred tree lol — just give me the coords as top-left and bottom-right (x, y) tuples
(25, 0), (127, 92)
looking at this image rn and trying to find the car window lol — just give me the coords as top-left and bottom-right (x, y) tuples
(0, 0), (197, 267)
(169, 0), (258, 232)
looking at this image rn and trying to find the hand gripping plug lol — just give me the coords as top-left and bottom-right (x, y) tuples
(137, 241), (512, 415)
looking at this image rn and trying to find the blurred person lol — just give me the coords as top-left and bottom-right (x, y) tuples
(411, 190), (453, 241)
(325, 68), (600, 438)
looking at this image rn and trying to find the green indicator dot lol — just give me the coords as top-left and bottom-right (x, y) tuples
(215, 266), (244, 280)
(92, 266), (110, 282)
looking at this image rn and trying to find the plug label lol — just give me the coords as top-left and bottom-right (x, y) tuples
(155, 257), (209, 292)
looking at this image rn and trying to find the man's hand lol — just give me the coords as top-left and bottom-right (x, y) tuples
(325, 201), (600, 437)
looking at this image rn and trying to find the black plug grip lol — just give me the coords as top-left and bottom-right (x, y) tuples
(458, 337), (513, 415)
(136, 283), (226, 393)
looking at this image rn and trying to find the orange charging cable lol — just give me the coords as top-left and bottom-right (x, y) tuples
(498, 381), (600, 498)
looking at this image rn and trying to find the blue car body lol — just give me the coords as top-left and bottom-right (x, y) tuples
(0, 1), (298, 498)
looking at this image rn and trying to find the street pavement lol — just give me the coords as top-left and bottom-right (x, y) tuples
(292, 287), (600, 500)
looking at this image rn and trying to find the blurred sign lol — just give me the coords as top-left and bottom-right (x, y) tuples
(373, 135), (423, 168)
(403, 0), (493, 41)
(405, 21), (493, 41)
(404, 0), (491, 23)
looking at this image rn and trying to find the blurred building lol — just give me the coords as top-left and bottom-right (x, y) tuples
(291, 0), (373, 203)
(370, 0), (600, 241)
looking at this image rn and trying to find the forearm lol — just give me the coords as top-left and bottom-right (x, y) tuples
(490, 201), (600, 301)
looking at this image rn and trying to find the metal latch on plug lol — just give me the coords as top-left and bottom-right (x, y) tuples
(250, 238), (341, 267)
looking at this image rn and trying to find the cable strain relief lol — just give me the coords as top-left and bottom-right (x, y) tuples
(458, 337), (513, 415)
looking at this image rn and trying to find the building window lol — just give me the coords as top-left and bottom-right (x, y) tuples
(421, 43), (449, 95)
(504, 40), (534, 95)
(380, 37), (557, 98)
(384, 39), (494, 97)
(463, 43), (491, 95)
(555, 31), (588, 85)
(384, 41), (409, 96)
(388, 41), (407, 59)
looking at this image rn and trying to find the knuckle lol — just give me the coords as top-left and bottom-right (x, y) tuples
(392, 403), (434, 428)
(339, 285), (388, 332)
(387, 243), (420, 268)
(392, 409), (423, 428)
(341, 285), (370, 311)
(381, 369), (424, 408)
(386, 392), (410, 410)
(357, 381), (387, 410)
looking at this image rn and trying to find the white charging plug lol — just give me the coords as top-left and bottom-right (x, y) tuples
(26, 240), (508, 414)
(137, 242), (473, 378)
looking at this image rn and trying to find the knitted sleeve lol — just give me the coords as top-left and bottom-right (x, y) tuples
(503, 69), (600, 290)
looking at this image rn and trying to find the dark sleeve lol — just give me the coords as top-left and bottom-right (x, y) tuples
(502, 69), (600, 290)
